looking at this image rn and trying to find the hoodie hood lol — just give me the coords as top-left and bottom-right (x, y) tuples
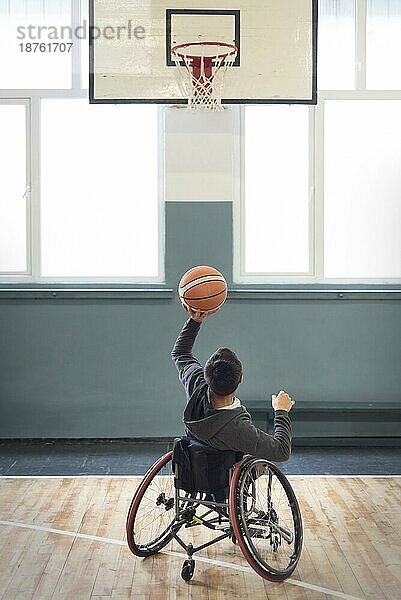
(184, 405), (247, 440)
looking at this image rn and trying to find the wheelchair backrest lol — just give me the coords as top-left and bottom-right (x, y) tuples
(172, 436), (240, 494)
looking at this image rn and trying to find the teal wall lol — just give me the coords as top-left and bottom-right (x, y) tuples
(1, 202), (400, 438)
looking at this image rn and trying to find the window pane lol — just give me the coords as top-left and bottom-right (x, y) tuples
(0, 104), (27, 272)
(367, 0), (401, 89)
(0, 0), (72, 89)
(324, 101), (401, 279)
(244, 106), (310, 274)
(318, 0), (355, 90)
(80, 0), (89, 88)
(41, 101), (159, 278)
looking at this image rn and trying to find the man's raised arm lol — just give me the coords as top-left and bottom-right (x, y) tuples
(171, 318), (202, 375)
(171, 307), (214, 399)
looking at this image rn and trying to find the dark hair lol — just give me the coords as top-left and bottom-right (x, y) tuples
(204, 347), (243, 396)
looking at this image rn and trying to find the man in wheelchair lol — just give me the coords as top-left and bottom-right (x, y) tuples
(126, 307), (302, 583)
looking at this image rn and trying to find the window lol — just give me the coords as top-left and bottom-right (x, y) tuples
(0, 101), (29, 273)
(318, 0), (355, 90)
(367, 0), (401, 89)
(0, 0), (73, 89)
(324, 100), (401, 278)
(237, 0), (401, 283)
(0, 0), (162, 283)
(243, 106), (310, 275)
(41, 101), (159, 278)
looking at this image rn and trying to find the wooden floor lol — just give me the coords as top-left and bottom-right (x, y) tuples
(0, 476), (400, 600)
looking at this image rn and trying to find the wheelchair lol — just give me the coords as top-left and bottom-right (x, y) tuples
(126, 436), (303, 582)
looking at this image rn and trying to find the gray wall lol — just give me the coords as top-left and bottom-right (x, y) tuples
(1, 201), (401, 438)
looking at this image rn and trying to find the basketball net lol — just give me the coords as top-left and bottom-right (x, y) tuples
(171, 42), (237, 111)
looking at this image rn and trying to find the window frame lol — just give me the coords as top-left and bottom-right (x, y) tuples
(235, 0), (401, 285)
(0, 0), (164, 285)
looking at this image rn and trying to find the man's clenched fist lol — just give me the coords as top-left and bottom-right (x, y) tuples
(272, 390), (295, 412)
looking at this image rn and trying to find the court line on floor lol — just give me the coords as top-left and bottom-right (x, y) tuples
(0, 475), (399, 479)
(0, 519), (365, 600)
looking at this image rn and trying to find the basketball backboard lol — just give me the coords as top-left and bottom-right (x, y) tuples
(89, 0), (317, 105)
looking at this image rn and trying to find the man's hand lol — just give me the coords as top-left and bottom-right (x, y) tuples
(182, 302), (215, 323)
(272, 390), (295, 412)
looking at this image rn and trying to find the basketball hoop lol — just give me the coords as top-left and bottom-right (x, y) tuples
(171, 41), (237, 111)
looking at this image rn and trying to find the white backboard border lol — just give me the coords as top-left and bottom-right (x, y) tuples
(89, 0), (318, 105)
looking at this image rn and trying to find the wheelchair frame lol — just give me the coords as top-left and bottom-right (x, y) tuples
(170, 466), (236, 561)
(126, 449), (303, 583)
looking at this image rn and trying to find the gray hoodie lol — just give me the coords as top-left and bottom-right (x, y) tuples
(171, 318), (292, 462)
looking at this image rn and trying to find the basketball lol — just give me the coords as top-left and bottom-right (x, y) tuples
(179, 266), (227, 313)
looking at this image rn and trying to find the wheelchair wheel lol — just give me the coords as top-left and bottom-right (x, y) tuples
(126, 451), (177, 557)
(229, 457), (303, 582)
(181, 559), (195, 581)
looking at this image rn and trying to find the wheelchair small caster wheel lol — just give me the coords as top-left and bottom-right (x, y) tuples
(181, 559), (195, 581)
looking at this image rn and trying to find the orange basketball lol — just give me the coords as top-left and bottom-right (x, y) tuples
(179, 266), (227, 313)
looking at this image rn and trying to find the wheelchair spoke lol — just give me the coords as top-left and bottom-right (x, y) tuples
(126, 452), (178, 556)
(231, 458), (302, 579)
